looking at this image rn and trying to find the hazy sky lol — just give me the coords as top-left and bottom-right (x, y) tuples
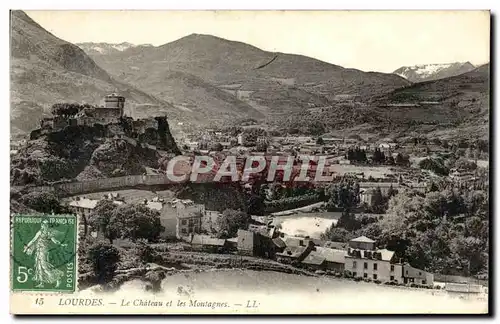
(25, 10), (490, 73)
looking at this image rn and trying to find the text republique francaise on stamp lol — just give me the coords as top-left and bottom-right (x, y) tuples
(11, 214), (77, 292)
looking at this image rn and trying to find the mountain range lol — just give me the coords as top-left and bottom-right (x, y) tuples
(375, 63), (490, 140)
(10, 11), (490, 142)
(76, 42), (154, 56)
(10, 11), (193, 136)
(393, 62), (476, 83)
(79, 34), (411, 119)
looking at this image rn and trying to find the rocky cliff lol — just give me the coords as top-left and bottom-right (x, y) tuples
(11, 117), (180, 186)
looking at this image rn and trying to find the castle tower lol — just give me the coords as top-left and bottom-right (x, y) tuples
(104, 93), (125, 117)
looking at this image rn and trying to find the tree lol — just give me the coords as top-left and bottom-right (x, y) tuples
(215, 209), (250, 238)
(267, 183), (284, 201)
(427, 181), (439, 193)
(326, 181), (361, 231)
(386, 156), (395, 165)
(244, 128), (266, 142)
(370, 187), (385, 214)
(110, 204), (164, 242)
(210, 143), (223, 152)
(88, 200), (119, 243)
(356, 222), (382, 241)
(133, 240), (160, 264)
(51, 103), (82, 117)
(316, 137), (325, 145)
(372, 148), (385, 164)
(337, 210), (361, 231)
(395, 153), (409, 166)
(321, 226), (354, 242)
(246, 193), (265, 216)
(387, 185), (398, 199)
(465, 216), (484, 238)
(464, 190), (488, 220)
(19, 191), (64, 214)
(454, 158), (477, 171)
(419, 158), (449, 176)
(450, 236), (486, 276)
(255, 141), (268, 152)
(378, 187), (489, 276)
(87, 241), (120, 284)
(326, 182), (355, 210)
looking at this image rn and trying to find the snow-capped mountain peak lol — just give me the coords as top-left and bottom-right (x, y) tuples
(77, 42), (154, 55)
(393, 62), (475, 83)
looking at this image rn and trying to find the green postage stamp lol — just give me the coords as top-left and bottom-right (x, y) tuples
(11, 214), (77, 292)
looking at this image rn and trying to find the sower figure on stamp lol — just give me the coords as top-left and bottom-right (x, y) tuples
(23, 219), (67, 288)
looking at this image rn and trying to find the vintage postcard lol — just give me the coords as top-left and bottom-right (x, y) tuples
(9, 10), (490, 315)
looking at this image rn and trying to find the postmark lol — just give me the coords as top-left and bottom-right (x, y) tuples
(11, 214), (77, 292)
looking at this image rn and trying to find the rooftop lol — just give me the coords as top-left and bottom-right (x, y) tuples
(276, 246), (308, 258)
(272, 237), (286, 249)
(191, 235), (226, 246)
(68, 198), (98, 209)
(346, 248), (395, 262)
(301, 253), (325, 265)
(145, 201), (163, 211)
(350, 236), (376, 243)
(314, 247), (347, 264)
(283, 236), (321, 248)
(323, 241), (348, 250)
(68, 197), (124, 209)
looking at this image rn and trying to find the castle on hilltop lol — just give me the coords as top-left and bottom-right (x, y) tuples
(31, 93), (180, 153)
(40, 93), (126, 131)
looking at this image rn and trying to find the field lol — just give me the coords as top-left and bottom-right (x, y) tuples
(329, 164), (395, 179)
(272, 211), (341, 238)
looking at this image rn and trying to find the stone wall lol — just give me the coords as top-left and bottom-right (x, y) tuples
(53, 174), (174, 196)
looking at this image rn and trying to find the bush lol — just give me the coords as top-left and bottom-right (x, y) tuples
(354, 276), (363, 282)
(419, 158), (449, 176)
(19, 191), (65, 214)
(343, 270), (354, 278)
(87, 241), (120, 284)
(144, 270), (166, 292)
(374, 280), (382, 284)
(133, 241), (159, 264)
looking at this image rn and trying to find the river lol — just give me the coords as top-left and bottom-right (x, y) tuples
(82, 270), (488, 314)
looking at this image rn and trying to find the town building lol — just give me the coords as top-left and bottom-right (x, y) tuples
(67, 196), (124, 238)
(323, 241), (349, 250)
(67, 196), (124, 220)
(344, 236), (404, 282)
(275, 238), (316, 264)
(175, 199), (205, 240)
(237, 133), (246, 146)
(190, 234), (228, 253)
(403, 264), (434, 286)
(301, 246), (346, 272)
(348, 236), (376, 250)
(236, 229), (276, 258)
(359, 188), (375, 207)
